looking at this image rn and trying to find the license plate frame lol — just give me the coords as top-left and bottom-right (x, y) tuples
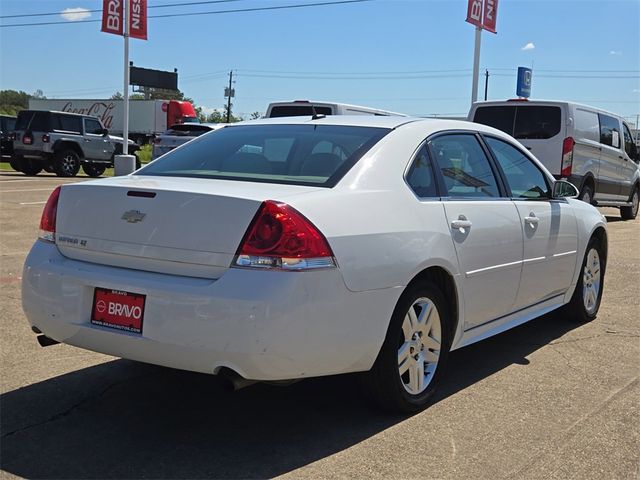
(91, 288), (146, 334)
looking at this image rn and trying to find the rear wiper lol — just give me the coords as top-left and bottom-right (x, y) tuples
(311, 105), (325, 121)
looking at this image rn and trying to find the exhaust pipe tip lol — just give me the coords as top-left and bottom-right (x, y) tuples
(217, 368), (258, 391)
(37, 335), (60, 347)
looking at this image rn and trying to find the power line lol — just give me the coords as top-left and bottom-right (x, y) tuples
(0, 0), (249, 19)
(0, 0), (376, 28)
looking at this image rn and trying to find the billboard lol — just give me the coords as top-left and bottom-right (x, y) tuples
(130, 67), (178, 91)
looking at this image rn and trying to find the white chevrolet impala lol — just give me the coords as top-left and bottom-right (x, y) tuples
(22, 116), (607, 412)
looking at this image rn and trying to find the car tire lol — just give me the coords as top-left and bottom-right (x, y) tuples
(579, 184), (594, 205)
(19, 157), (42, 176)
(9, 156), (22, 172)
(364, 282), (452, 413)
(620, 186), (639, 220)
(55, 149), (81, 177)
(563, 236), (606, 323)
(82, 164), (106, 178)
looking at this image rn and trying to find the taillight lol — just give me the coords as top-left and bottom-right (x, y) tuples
(153, 137), (162, 144)
(23, 133), (33, 145)
(561, 137), (575, 177)
(234, 200), (335, 270)
(42, 134), (50, 143)
(39, 187), (61, 242)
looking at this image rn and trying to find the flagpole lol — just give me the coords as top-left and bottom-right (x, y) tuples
(122, 0), (130, 155)
(471, 25), (482, 105)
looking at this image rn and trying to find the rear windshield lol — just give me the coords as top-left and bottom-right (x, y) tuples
(473, 105), (561, 139)
(1, 117), (16, 132)
(137, 124), (390, 187)
(165, 124), (216, 136)
(15, 111), (51, 131)
(268, 105), (333, 118)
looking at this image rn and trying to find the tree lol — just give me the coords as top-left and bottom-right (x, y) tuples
(250, 111), (262, 120)
(0, 89), (31, 115)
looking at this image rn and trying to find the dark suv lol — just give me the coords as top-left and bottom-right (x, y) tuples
(12, 110), (137, 177)
(1, 114), (17, 163)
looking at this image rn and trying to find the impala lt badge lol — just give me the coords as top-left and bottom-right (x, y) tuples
(121, 210), (146, 223)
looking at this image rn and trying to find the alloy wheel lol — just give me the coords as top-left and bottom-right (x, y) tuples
(397, 297), (442, 395)
(582, 248), (601, 315)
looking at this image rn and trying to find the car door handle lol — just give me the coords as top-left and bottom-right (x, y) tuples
(84, 139), (91, 142)
(524, 213), (539, 228)
(451, 216), (472, 232)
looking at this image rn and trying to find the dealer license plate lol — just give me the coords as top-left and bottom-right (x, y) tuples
(91, 288), (146, 334)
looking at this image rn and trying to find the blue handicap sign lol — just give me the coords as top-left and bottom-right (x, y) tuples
(516, 67), (532, 98)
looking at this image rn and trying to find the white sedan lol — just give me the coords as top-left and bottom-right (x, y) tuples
(22, 116), (607, 412)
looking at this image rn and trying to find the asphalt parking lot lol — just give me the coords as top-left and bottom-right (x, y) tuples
(0, 171), (638, 479)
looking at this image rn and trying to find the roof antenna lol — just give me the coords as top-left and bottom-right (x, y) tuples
(311, 105), (325, 120)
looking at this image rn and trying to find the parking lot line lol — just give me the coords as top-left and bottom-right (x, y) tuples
(19, 201), (47, 205)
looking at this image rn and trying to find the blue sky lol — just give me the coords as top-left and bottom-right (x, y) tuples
(1, 0), (639, 122)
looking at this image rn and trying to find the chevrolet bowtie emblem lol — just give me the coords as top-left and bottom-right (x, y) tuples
(121, 210), (146, 223)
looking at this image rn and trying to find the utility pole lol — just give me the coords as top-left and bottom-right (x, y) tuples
(225, 70), (234, 123)
(484, 69), (489, 101)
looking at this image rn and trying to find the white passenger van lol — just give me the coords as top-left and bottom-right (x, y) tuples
(469, 99), (640, 220)
(266, 100), (407, 118)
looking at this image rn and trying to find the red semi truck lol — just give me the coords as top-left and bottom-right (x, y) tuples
(28, 98), (198, 144)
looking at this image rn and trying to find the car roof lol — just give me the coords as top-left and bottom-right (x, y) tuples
(232, 115), (505, 134)
(471, 99), (624, 119)
(235, 115), (418, 129)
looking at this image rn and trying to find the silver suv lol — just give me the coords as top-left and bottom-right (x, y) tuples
(12, 110), (137, 177)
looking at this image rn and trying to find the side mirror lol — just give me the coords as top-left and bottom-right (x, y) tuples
(552, 180), (579, 199)
(101, 128), (109, 136)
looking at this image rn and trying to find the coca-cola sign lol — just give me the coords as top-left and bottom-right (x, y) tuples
(62, 101), (116, 129)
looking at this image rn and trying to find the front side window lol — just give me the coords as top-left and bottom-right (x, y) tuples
(623, 123), (637, 159)
(138, 124), (390, 187)
(84, 118), (103, 135)
(599, 114), (621, 148)
(429, 134), (500, 198)
(406, 145), (437, 198)
(485, 137), (550, 199)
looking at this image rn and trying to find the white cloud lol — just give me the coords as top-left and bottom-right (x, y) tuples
(521, 42), (535, 51)
(609, 50), (622, 56)
(60, 7), (91, 21)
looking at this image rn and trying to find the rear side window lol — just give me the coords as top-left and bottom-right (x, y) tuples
(55, 115), (83, 134)
(429, 134), (500, 198)
(574, 109), (600, 142)
(513, 106), (561, 139)
(268, 106), (333, 118)
(598, 114), (621, 148)
(137, 124), (390, 187)
(406, 145), (438, 198)
(473, 106), (515, 134)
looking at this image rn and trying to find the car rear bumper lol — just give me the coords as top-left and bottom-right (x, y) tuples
(22, 241), (399, 381)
